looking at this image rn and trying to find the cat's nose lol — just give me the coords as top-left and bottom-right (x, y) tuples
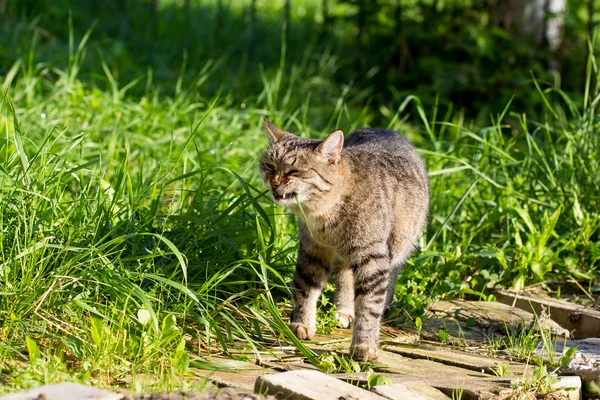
(271, 174), (283, 187)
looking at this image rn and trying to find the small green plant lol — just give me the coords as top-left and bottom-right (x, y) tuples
(316, 351), (374, 374)
(366, 373), (392, 389)
(503, 323), (540, 363)
(438, 329), (450, 344)
(535, 309), (578, 372)
(485, 335), (505, 357)
(317, 352), (361, 374)
(491, 362), (509, 377)
(316, 287), (339, 334)
(8, 337), (71, 389)
(414, 316), (423, 342)
(451, 386), (464, 400)
(510, 365), (561, 398)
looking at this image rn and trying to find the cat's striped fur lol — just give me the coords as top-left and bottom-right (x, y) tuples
(259, 120), (429, 360)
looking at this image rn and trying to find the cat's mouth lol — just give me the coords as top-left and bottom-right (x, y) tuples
(273, 192), (296, 201)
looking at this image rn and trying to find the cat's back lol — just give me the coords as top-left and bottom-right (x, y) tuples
(345, 128), (406, 149)
(345, 128), (413, 151)
(344, 128), (426, 182)
(339, 127), (429, 262)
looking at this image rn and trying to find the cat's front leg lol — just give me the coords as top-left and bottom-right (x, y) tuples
(289, 246), (329, 340)
(350, 253), (390, 361)
(334, 267), (354, 328)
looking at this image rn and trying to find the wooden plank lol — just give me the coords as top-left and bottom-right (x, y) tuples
(371, 382), (450, 400)
(495, 290), (600, 339)
(382, 343), (531, 376)
(333, 349), (514, 400)
(195, 369), (267, 391)
(507, 376), (582, 400)
(0, 383), (122, 400)
(428, 300), (570, 337)
(255, 370), (386, 400)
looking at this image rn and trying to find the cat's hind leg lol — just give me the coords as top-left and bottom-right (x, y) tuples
(334, 267), (354, 328)
(385, 238), (416, 308)
(351, 252), (390, 361)
(289, 247), (330, 340)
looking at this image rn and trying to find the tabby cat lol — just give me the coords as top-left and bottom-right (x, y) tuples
(259, 120), (429, 360)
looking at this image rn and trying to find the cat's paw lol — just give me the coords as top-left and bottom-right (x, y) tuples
(289, 322), (316, 340)
(335, 311), (354, 329)
(350, 343), (378, 361)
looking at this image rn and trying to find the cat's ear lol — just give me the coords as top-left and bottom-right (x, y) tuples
(264, 119), (288, 143)
(317, 130), (344, 164)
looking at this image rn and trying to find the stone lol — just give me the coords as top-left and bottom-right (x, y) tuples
(0, 383), (122, 400)
(370, 382), (450, 400)
(254, 370), (386, 400)
(495, 290), (600, 339)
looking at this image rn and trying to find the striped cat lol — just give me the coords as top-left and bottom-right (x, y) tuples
(259, 120), (429, 360)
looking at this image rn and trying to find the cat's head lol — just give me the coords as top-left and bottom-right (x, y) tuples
(259, 120), (344, 208)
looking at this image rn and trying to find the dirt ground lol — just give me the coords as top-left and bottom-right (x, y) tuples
(128, 391), (274, 400)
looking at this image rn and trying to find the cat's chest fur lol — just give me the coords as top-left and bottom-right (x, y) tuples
(298, 211), (350, 259)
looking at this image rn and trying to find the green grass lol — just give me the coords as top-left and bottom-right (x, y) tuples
(0, 0), (599, 394)
(0, 47), (303, 391)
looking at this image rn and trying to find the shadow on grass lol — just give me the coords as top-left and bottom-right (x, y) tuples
(1, 0), (332, 97)
(1, 0), (589, 118)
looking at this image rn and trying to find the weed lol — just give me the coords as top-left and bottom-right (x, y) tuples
(510, 365), (561, 398)
(414, 316), (423, 343)
(316, 351), (371, 374)
(451, 386), (464, 400)
(438, 329), (450, 344)
(485, 335), (505, 357)
(316, 290), (339, 335)
(491, 362), (510, 377)
(504, 323), (541, 363)
(365, 373), (392, 389)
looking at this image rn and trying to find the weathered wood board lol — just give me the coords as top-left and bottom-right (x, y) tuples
(495, 290), (600, 339)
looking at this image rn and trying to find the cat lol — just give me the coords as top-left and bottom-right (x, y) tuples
(259, 120), (429, 360)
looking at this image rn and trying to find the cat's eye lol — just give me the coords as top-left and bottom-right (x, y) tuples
(263, 162), (276, 171)
(287, 169), (300, 176)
